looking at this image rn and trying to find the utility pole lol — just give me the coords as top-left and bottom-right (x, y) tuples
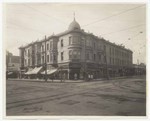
(45, 35), (47, 82)
(104, 45), (109, 80)
(83, 37), (87, 81)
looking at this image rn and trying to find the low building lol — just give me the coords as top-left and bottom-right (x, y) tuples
(6, 51), (20, 78)
(19, 16), (133, 80)
(132, 63), (146, 75)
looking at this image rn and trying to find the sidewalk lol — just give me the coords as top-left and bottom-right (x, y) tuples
(7, 75), (145, 83)
(7, 78), (85, 83)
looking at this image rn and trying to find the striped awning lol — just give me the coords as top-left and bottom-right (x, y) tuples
(41, 69), (58, 75)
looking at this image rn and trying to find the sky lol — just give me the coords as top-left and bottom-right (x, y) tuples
(3, 3), (146, 64)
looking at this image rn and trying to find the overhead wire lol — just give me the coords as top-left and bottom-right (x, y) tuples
(22, 4), (67, 25)
(82, 5), (145, 27)
(6, 20), (46, 35)
(100, 24), (145, 36)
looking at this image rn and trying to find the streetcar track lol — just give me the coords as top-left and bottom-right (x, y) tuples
(7, 92), (83, 110)
(6, 77), (146, 111)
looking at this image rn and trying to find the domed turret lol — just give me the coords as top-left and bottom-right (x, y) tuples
(68, 14), (81, 30)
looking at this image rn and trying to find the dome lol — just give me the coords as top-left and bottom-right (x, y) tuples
(68, 18), (81, 30)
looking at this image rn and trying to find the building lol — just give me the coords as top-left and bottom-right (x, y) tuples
(131, 63), (146, 75)
(19, 16), (133, 80)
(6, 51), (20, 78)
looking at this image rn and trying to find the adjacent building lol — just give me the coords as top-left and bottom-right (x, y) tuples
(6, 51), (20, 78)
(19, 17), (133, 80)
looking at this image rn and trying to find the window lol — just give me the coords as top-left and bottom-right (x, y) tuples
(69, 50), (72, 59)
(28, 59), (30, 66)
(110, 57), (111, 64)
(61, 52), (63, 61)
(103, 56), (106, 62)
(104, 45), (106, 52)
(94, 42), (96, 49)
(112, 48), (114, 55)
(98, 53), (101, 61)
(50, 41), (52, 49)
(47, 55), (49, 62)
(47, 43), (49, 50)
(77, 51), (81, 59)
(28, 50), (30, 57)
(94, 54), (96, 61)
(50, 54), (53, 61)
(24, 59), (26, 65)
(42, 56), (44, 63)
(41, 45), (44, 52)
(69, 37), (72, 45)
(24, 50), (27, 56)
(86, 53), (90, 60)
(61, 39), (63, 47)
(53, 55), (56, 61)
(72, 50), (77, 59)
(86, 40), (90, 46)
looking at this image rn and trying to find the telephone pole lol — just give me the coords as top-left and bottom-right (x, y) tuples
(104, 45), (109, 80)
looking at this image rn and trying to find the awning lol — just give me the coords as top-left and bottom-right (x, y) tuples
(7, 72), (13, 75)
(41, 69), (58, 75)
(41, 70), (49, 75)
(30, 66), (42, 74)
(25, 68), (33, 75)
(47, 69), (58, 75)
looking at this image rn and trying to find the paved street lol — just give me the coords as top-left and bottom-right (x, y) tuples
(6, 76), (146, 116)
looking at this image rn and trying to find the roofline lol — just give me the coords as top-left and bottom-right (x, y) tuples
(18, 29), (132, 53)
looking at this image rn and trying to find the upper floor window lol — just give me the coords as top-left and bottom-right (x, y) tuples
(98, 53), (101, 61)
(42, 56), (44, 63)
(50, 54), (53, 61)
(69, 50), (72, 59)
(110, 47), (111, 55)
(53, 55), (56, 61)
(47, 55), (49, 63)
(24, 50), (27, 56)
(28, 50), (30, 57)
(24, 59), (26, 65)
(28, 59), (30, 66)
(110, 57), (111, 64)
(61, 52), (64, 61)
(94, 54), (96, 61)
(104, 45), (106, 52)
(103, 56), (106, 62)
(69, 37), (72, 45)
(61, 39), (63, 47)
(69, 50), (80, 59)
(73, 51), (77, 59)
(94, 42), (96, 49)
(41, 45), (44, 52)
(86, 53), (90, 60)
(47, 43), (49, 50)
(112, 48), (114, 55)
(50, 41), (53, 50)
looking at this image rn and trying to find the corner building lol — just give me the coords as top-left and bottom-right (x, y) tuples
(19, 17), (133, 80)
